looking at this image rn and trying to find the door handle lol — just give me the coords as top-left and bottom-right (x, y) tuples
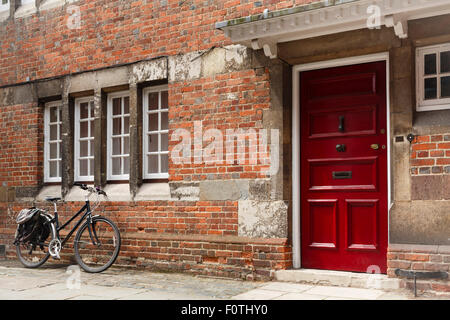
(338, 116), (345, 133)
(371, 144), (379, 150)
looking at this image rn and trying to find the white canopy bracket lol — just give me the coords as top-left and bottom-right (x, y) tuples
(385, 15), (408, 39)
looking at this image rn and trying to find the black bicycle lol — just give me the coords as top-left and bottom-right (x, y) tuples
(14, 183), (121, 273)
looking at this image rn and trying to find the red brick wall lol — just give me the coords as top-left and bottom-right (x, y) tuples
(410, 134), (450, 175)
(0, 0), (315, 86)
(388, 245), (450, 294)
(0, 102), (43, 187)
(1, 200), (292, 280)
(169, 68), (272, 182)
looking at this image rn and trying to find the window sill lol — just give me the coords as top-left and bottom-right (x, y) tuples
(35, 182), (172, 202)
(40, 0), (66, 11)
(134, 182), (171, 201)
(0, 10), (9, 22)
(14, 3), (37, 19)
(36, 185), (62, 202)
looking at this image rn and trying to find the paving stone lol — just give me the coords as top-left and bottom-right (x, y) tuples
(231, 289), (284, 300)
(304, 286), (385, 300)
(274, 292), (327, 300)
(259, 282), (313, 293)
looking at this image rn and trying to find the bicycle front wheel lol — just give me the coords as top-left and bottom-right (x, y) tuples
(74, 216), (121, 273)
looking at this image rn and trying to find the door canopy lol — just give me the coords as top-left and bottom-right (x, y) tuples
(216, 0), (450, 59)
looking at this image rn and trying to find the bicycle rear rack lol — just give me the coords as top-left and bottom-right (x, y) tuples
(395, 269), (448, 297)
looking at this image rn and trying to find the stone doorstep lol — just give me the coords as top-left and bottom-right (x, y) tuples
(275, 269), (401, 291)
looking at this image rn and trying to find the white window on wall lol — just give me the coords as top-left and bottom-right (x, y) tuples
(20, 0), (35, 5)
(417, 43), (450, 111)
(143, 85), (169, 179)
(107, 91), (130, 180)
(0, 0), (10, 12)
(75, 97), (95, 182)
(44, 101), (62, 183)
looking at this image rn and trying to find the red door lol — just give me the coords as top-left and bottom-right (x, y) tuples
(300, 61), (388, 273)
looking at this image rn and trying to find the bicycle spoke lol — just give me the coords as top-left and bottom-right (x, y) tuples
(74, 217), (120, 273)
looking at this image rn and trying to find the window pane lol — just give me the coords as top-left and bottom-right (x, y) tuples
(79, 159), (88, 176)
(148, 114), (158, 132)
(112, 158), (121, 175)
(124, 97), (129, 114)
(161, 133), (168, 151)
(441, 51), (450, 73)
(113, 98), (121, 115)
(161, 154), (168, 173)
(148, 155), (158, 174)
(123, 157), (129, 175)
(148, 92), (158, 111)
(161, 111), (168, 130)
(49, 161), (58, 178)
(123, 136), (129, 155)
(161, 91), (168, 109)
(50, 143), (58, 159)
(425, 53), (437, 75)
(50, 124), (58, 140)
(90, 141), (94, 157)
(80, 121), (88, 138)
(112, 138), (121, 155)
(90, 120), (95, 136)
(425, 77), (437, 100)
(148, 134), (158, 152)
(80, 102), (89, 119)
(441, 76), (450, 98)
(90, 102), (95, 117)
(90, 159), (94, 175)
(113, 118), (122, 135)
(80, 140), (89, 157)
(50, 107), (58, 123)
(124, 116), (129, 134)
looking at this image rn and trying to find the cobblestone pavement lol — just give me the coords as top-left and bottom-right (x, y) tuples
(0, 260), (444, 300)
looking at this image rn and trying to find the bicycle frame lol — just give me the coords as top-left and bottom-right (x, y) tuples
(51, 199), (99, 247)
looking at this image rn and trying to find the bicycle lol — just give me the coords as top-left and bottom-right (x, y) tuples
(14, 182), (121, 273)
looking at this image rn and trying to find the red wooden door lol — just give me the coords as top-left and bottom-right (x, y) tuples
(300, 61), (388, 273)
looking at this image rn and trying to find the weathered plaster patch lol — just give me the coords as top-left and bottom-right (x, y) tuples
(199, 180), (249, 201)
(130, 58), (167, 84)
(238, 200), (288, 238)
(169, 182), (200, 201)
(168, 52), (202, 82)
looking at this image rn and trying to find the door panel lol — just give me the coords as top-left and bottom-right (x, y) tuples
(300, 61), (388, 273)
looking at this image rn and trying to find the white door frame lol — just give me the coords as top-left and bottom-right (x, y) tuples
(291, 52), (391, 269)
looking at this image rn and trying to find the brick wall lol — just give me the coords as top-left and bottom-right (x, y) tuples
(411, 134), (450, 175)
(169, 68), (272, 182)
(0, 102), (43, 187)
(388, 245), (450, 295)
(0, 0), (315, 86)
(1, 200), (292, 280)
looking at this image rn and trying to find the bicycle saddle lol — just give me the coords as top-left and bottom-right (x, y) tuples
(45, 197), (61, 202)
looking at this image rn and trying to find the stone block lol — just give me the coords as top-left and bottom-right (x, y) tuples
(199, 180), (249, 201)
(238, 200), (288, 238)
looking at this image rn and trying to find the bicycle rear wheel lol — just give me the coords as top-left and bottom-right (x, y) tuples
(16, 215), (55, 268)
(74, 216), (121, 273)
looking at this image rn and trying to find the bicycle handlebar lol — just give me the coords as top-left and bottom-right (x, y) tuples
(73, 182), (107, 196)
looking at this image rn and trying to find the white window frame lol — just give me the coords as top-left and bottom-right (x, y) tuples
(0, 0), (10, 12)
(416, 43), (450, 112)
(74, 96), (95, 182)
(44, 101), (62, 183)
(20, 0), (35, 5)
(143, 85), (169, 180)
(107, 91), (130, 181)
